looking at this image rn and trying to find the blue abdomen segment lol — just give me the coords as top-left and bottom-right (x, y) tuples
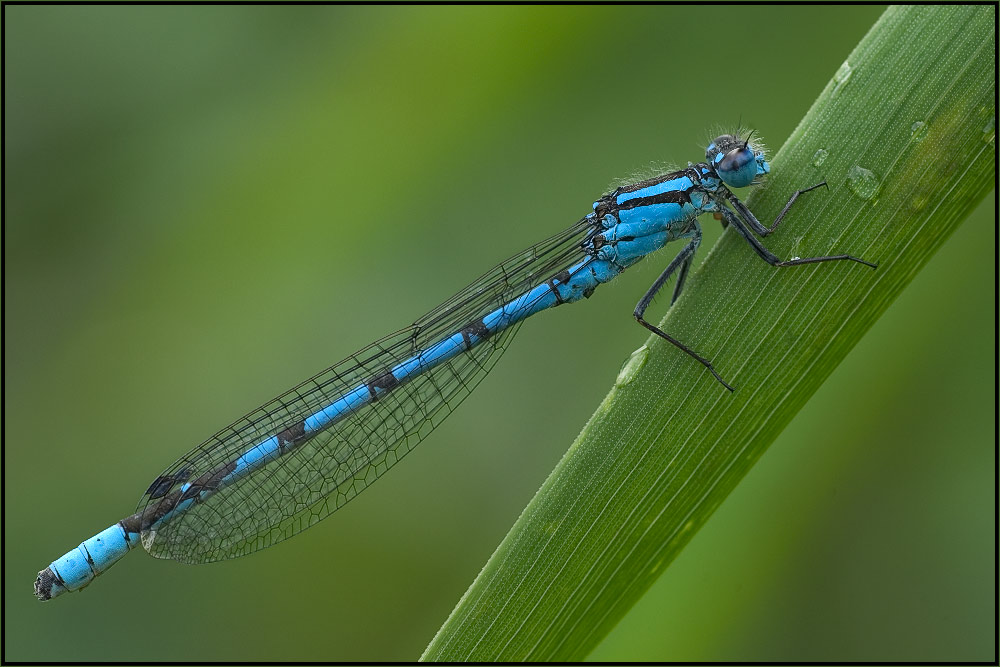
(35, 523), (140, 600)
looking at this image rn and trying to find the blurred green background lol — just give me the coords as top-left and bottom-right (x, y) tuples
(4, 5), (994, 661)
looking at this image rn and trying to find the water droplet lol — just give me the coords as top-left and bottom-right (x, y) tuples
(847, 165), (881, 201)
(910, 121), (927, 141)
(616, 345), (649, 388)
(983, 117), (995, 143)
(832, 61), (852, 94)
(811, 148), (829, 167)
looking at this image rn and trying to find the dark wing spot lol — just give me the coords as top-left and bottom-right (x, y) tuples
(145, 467), (193, 499)
(145, 476), (176, 499)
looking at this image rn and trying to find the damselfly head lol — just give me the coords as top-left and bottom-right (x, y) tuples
(706, 133), (769, 189)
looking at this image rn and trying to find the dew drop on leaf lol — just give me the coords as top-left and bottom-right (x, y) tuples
(833, 61), (852, 94)
(847, 165), (881, 201)
(616, 346), (649, 388)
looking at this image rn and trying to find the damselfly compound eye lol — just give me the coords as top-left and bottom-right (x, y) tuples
(716, 146), (757, 188)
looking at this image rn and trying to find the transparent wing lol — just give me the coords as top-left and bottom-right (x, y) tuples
(136, 216), (596, 563)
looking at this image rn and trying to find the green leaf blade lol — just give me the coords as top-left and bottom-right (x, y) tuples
(423, 4), (995, 661)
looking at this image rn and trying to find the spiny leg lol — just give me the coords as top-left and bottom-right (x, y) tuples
(671, 253), (693, 305)
(728, 182), (827, 237)
(632, 227), (734, 392)
(719, 205), (877, 269)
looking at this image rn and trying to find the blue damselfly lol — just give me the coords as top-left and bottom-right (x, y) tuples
(35, 132), (875, 600)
